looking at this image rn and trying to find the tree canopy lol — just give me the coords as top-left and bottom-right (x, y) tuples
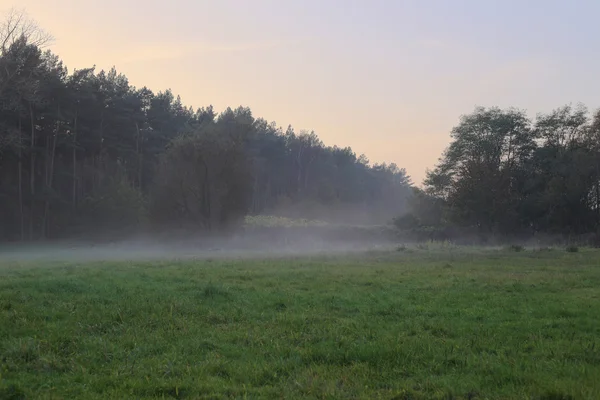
(408, 104), (600, 242)
(0, 14), (412, 241)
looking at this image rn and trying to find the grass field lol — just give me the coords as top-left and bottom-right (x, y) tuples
(1, 246), (599, 399)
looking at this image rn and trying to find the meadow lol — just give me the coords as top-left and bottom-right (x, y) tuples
(0, 246), (599, 399)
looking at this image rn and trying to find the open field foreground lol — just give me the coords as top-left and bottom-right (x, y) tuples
(1, 247), (599, 399)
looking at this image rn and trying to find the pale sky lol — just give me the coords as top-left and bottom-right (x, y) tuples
(4, 0), (600, 183)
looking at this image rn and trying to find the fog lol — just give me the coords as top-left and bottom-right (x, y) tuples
(0, 229), (398, 263)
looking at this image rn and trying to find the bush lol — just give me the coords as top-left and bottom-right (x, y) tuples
(566, 245), (579, 253)
(393, 213), (421, 230)
(507, 244), (525, 252)
(79, 177), (146, 234)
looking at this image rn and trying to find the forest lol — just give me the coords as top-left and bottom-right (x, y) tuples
(1, 12), (600, 244)
(0, 12), (411, 242)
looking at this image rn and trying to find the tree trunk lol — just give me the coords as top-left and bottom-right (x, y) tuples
(97, 110), (104, 186)
(304, 153), (316, 190)
(44, 123), (49, 190)
(252, 168), (259, 214)
(135, 121), (142, 189)
(93, 110), (104, 194)
(296, 145), (304, 195)
(28, 102), (35, 240)
(200, 158), (211, 230)
(42, 105), (60, 238)
(597, 181), (600, 220)
(595, 163), (600, 229)
(17, 116), (24, 240)
(265, 175), (271, 212)
(72, 109), (78, 207)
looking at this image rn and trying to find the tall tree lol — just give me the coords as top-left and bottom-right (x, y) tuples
(425, 107), (534, 234)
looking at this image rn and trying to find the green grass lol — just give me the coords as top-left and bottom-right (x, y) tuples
(1, 247), (600, 399)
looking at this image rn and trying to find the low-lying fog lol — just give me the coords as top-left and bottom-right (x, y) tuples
(0, 233), (396, 262)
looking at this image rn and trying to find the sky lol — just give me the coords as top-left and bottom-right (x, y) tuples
(3, 0), (600, 184)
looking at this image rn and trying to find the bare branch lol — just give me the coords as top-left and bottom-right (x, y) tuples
(0, 8), (53, 54)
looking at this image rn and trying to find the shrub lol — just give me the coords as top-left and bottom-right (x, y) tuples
(79, 176), (147, 234)
(392, 213), (421, 230)
(507, 244), (525, 252)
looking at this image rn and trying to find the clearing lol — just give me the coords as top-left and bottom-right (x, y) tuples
(1, 246), (599, 399)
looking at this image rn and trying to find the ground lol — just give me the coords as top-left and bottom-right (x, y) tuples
(1, 246), (599, 399)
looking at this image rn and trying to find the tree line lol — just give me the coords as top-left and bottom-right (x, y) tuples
(398, 104), (600, 243)
(3, 11), (598, 244)
(0, 12), (412, 242)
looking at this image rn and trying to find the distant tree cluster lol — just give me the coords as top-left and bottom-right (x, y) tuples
(398, 104), (600, 243)
(0, 12), (412, 241)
